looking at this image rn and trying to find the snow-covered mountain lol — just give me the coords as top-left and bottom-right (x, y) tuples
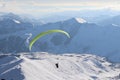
(0, 14), (120, 62)
(0, 13), (43, 27)
(0, 53), (120, 80)
(29, 17), (120, 62)
(0, 13), (44, 53)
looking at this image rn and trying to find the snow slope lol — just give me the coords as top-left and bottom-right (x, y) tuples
(0, 52), (120, 80)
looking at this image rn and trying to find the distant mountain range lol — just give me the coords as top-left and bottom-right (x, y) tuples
(98, 15), (120, 26)
(0, 13), (120, 62)
(40, 9), (120, 23)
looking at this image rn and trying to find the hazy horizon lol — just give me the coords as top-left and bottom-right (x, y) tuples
(0, 0), (120, 17)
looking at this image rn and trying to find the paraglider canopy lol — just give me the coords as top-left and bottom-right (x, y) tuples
(29, 29), (70, 51)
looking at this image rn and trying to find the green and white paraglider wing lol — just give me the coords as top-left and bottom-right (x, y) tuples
(29, 29), (70, 51)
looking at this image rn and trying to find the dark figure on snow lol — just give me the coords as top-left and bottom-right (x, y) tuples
(55, 63), (59, 68)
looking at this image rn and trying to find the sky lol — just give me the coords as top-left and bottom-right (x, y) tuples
(0, 0), (120, 16)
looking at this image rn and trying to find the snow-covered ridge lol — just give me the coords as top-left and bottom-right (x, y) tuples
(0, 52), (120, 80)
(13, 19), (21, 24)
(75, 18), (87, 23)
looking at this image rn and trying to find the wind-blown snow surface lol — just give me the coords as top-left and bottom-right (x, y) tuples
(0, 52), (120, 80)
